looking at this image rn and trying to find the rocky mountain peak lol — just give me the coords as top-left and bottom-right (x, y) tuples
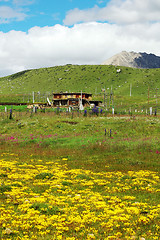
(102, 51), (160, 68)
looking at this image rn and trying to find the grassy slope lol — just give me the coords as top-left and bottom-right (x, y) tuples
(0, 64), (160, 108)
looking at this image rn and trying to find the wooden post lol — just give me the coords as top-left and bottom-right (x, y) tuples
(105, 92), (107, 110)
(103, 89), (105, 107)
(33, 105), (36, 113)
(112, 107), (114, 115)
(156, 87), (157, 105)
(9, 109), (13, 119)
(111, 86), (114, 107)
(109, 129), (112, 137)
(33, 91), (35, 104)
(150, 107), (152, 115)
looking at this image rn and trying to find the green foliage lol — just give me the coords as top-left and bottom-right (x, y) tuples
(0, 185), (12, 193)
(62, 181), (72, 186)
(30, 202), (62, 215)
(35, 172), (53, 180)
(0, 105), (27, 112)
(0, 174), (7, 178)
(75, 174), (92, 180)
(10, 70), (31, 80)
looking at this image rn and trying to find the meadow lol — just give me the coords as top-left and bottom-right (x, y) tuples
(0, 109), (160, 240)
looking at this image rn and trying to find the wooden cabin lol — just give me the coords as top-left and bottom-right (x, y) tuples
(52, 92), (102, 108)
(52, 92), (92, 108)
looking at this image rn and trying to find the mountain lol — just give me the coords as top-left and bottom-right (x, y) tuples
(102, 51), (160, 68)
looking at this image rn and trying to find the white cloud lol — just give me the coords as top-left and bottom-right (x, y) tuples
(63, 0), (160, 25)
(0, 6), (27, 23)
(0, 22), (160, 77)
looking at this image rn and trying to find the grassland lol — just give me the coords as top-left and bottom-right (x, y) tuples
(0, 65), (160, 110)
(0, 111), (160, 239)
(0, 65), (160, 239)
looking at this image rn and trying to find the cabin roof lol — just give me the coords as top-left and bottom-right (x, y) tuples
(53, 92), (92, 96)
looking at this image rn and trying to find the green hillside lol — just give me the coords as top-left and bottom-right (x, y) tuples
(0, 64), (160, 109)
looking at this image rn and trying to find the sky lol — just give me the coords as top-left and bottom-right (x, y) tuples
(0, 0), (160, 77)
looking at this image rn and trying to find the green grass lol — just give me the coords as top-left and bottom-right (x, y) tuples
(0, 64), (160, 110)
(1, 111), (160, 172)
(0, 105), (27, 112)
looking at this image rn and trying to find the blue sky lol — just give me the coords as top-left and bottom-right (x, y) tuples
(0, 0), (160, 77)
(0, 0), (110, 32)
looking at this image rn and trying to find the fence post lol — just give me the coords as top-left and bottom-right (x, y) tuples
(9, 109), (13, 119)
(150, 107), (152, 115)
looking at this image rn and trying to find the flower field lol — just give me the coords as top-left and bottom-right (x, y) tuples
(0, 113), (160, 239)
(1, 153), (160, 240)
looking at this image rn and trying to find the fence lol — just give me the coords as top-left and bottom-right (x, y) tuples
(0, 105), (159, 121)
